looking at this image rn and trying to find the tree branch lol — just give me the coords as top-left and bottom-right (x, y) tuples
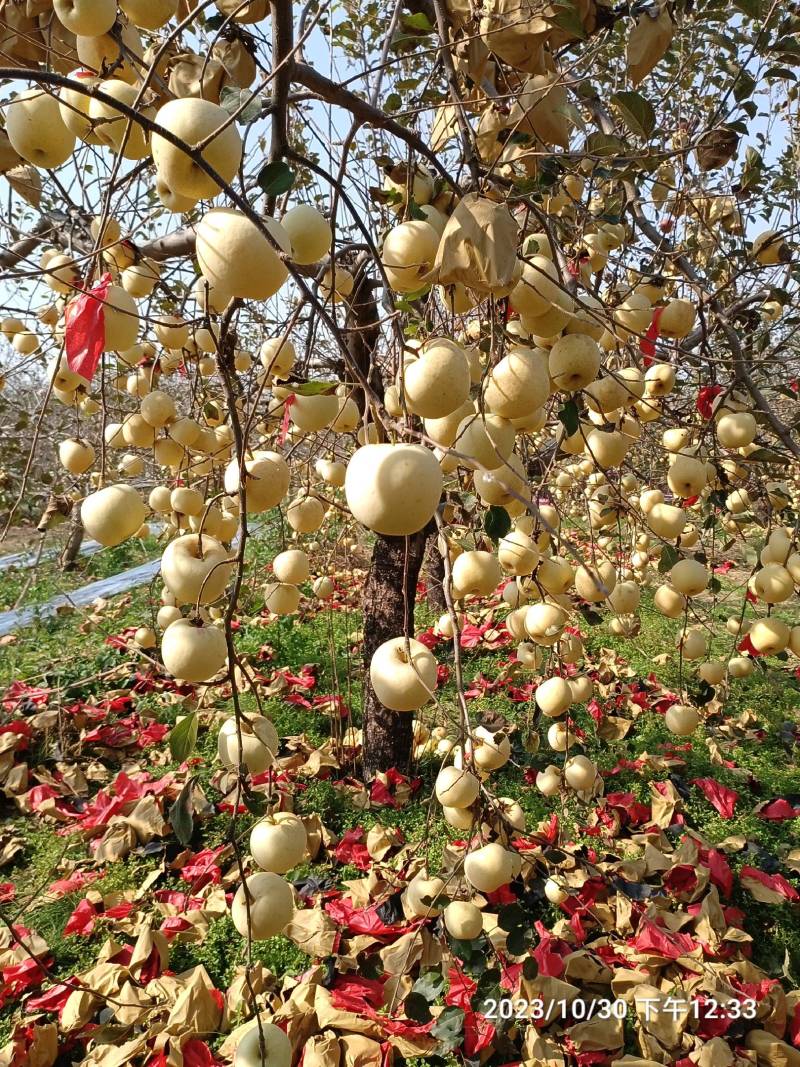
(266, 0), (295, 213)
(430, 0), (480, 184)
(585, 91), (800, 461)
(292, 62), (462, 193)
(138, 227), (197, 262)
(0, 216), (67, 270)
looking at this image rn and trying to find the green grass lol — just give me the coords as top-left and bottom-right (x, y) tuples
(0, 534), (160, 612)
(168, 915), (307, 994)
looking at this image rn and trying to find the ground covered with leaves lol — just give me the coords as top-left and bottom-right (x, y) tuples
(0, 526), (799, 1067)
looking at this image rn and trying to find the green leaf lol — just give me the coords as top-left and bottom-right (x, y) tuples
(523, 234), (548, 256)
(420, 893), (449, 908)
(449, 937), (472, 959)
(432, 1006), (465, 1053)
(740, 146), (764, 193)
(385, 93), (402, 112)
(219, 85), (263, 125)
(474, 967), (501, 994)
(413, 971), (445, 1002)
(257, 161), (296, 197)
(370, 186), (403, 208)
(745, 447), (782, 463)
(404, 992), (433, 1023)
(552, 101), (585, 132)
(548, 0), (586, 38)
(610, 91), (656, 139)
(658, 544), (680, 574)
(558, 399), (580, 436)
(449, 935), (487, 968)
(168, 778), (195, 847)
(402, 11), (434, 31)
(292, 380), (338, 396)
(771, 35), (800, 58)
(585, 132), (628, 157)
(506, 926), (530, 955)
(408, 199), (427, 221)
(522, 957), (539, 980)
(471, 970), (502, 1015)
(484, 505), (512, 543)
(733, 70), (757, 102)
(401, 284), (431, 302)
(511, 176), (541, 196)
(765, 66), (798, 82)
(170, 713), (198, 764)
(498, 903), (526, 931)
(243, 791), (270, 816)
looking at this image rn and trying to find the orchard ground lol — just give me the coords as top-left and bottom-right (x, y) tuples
(0, 521), (798, 1055)
(0, 531), (159, 612)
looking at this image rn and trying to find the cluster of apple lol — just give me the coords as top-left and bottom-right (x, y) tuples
(2, 0), (332, 372)
(3, 22), (794, 684)
(398, 752), (591, 926)
(218, 714), (301, 937)
(216, 711), (304, 1067)
(26, 231), (798, 774)
(83, 452), (344, 682)
(5, 0), (798, 905)
(4, 64), (333, 349)
(0, 53), (354, 686)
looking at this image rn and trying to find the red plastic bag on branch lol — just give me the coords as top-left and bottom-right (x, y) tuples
(639, 305), (664, 364)
(65, 272), (112, 383)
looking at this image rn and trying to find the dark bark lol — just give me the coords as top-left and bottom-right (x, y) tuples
(265, 0), (294, 215)
(423, 530), (447, 612)
(0, 212), (90, 271)
(527, 438), (557, 480)
(59, 518), (84, 572)
(343, 254), (383, 408)
(361, 525), (432, 778)
(337, 253), (423, 777)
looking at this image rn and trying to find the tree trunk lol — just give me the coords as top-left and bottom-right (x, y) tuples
(340, 255), (427, 776)
(344, 253), (383, 409)
(59, 517), (84, 572)
(362, 526), (432, 778)
(423, 530), (447, 612)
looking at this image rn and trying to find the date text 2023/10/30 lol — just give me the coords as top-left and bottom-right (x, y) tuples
(483, 996), (759, 1023)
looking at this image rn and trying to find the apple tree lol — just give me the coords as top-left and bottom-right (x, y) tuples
(0, 4), (800, 1043)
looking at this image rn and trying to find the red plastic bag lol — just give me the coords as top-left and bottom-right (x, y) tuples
(65, 272), (112, 382)
(639, 305), (665, 365)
